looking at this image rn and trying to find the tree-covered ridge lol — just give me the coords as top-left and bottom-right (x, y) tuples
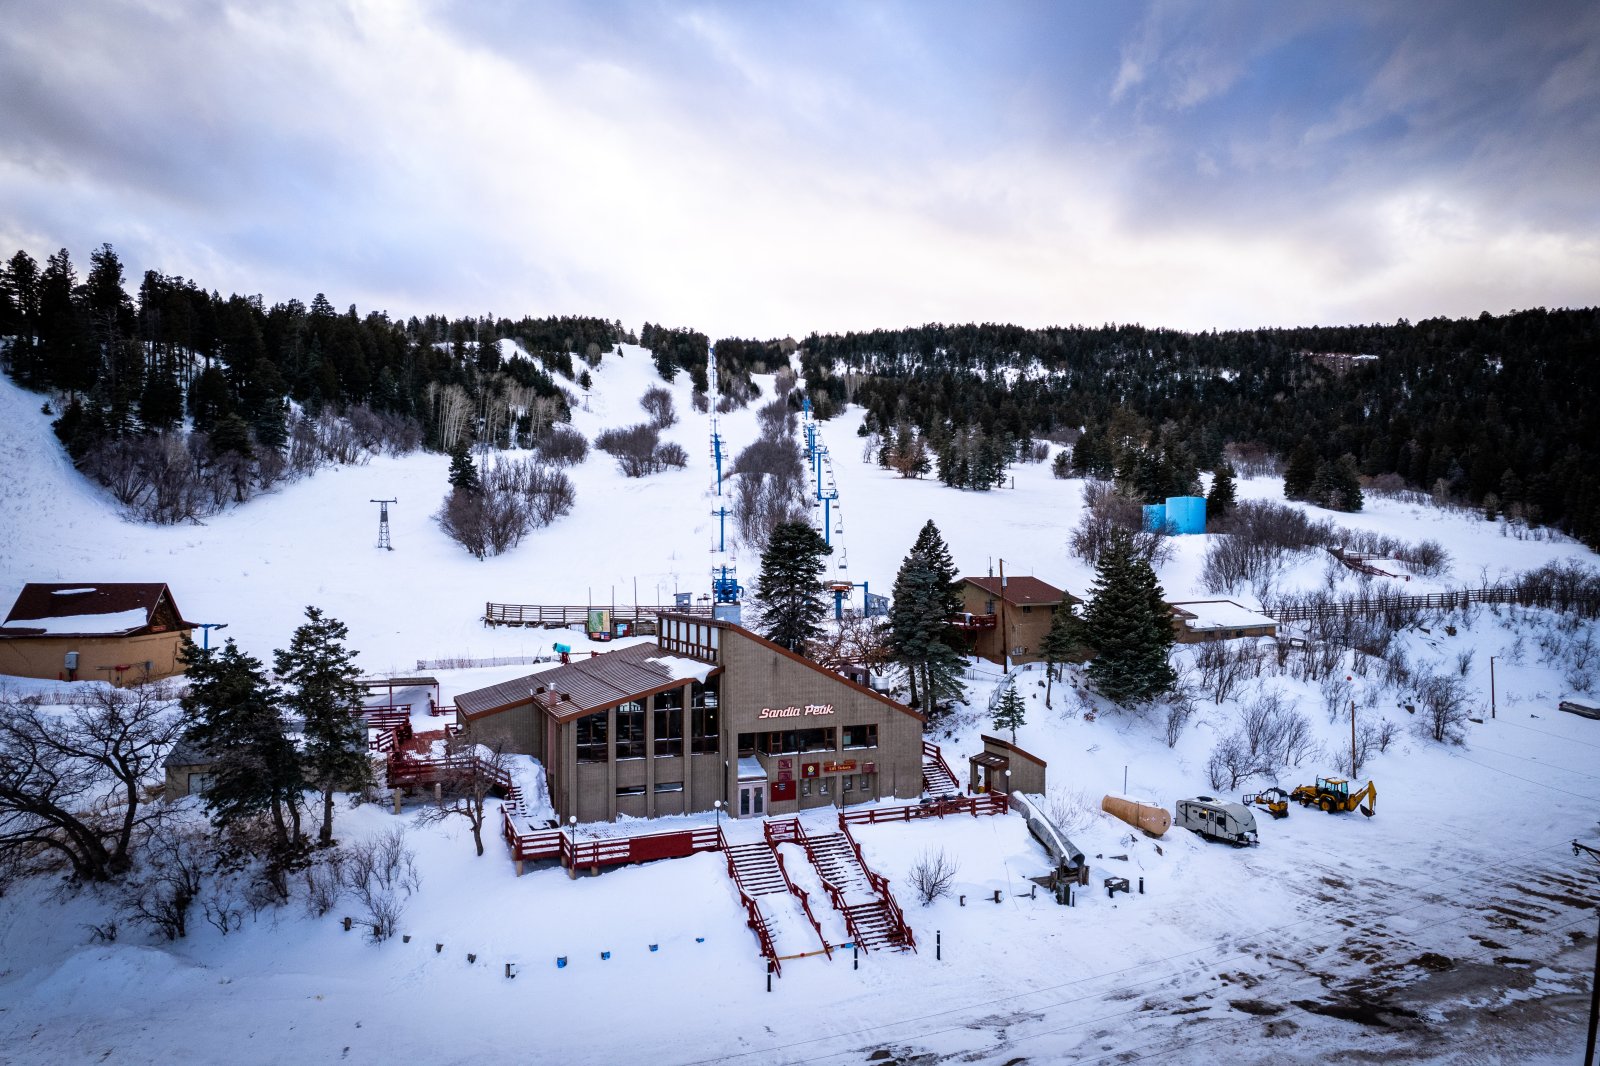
(0, 243), (622, 454)
(801, 310), (1600, 546)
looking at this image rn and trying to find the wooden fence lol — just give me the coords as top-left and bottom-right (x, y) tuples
(501, 812), (724, 875)
(483, 603), (716, 629)
(839, 792), (1009, 825)
(1267, 582), (1600, 623)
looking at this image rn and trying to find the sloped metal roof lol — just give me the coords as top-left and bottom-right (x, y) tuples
(456, 643), (719, 723)
(963, 575), (1075, 607)
(0, 582), (194, 638)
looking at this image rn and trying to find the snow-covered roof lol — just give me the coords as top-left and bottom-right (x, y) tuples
(456, 642), (720, 722)
(1, 608), (150, 636)
(1, 582), (193, 638)
(1169, 599), (1278, 631)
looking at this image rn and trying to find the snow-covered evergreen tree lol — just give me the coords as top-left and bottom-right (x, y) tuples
(752, 520), (832, 652)
(1081, 529), (1177, 705)
(179, 638), (304, 855)
(275, 606), (373, 847)
(991, 681), (1026, 742)
(889, 520), (966, 714)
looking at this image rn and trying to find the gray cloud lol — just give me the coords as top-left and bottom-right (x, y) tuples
(0, 0), (1595, 336)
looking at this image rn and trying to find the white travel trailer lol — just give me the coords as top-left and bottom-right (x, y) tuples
(1175, 796), (1259, 846)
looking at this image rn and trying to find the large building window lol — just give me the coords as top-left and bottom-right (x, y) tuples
(798, 727), (834, 753)
(842, 723), (877, 749)
(615, 701), (645, 760)
(691, 703), (719, 754)
(755, 730), (799, 755)
(737, 731), (756, 757)
(654, 705), (683, 758)
(576, 712), (608, 763)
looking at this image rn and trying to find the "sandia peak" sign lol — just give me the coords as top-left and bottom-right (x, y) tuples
(757, 703), (835, 719)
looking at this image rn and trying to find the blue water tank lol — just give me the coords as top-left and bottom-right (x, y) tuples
(1164, 496), (1206, 535)
(1143, 504), (1167, 533)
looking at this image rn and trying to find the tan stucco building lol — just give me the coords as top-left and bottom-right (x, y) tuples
(956, 576), (1079, 666)
(455, 613), (926, 824)
(0, 583), (197, 684)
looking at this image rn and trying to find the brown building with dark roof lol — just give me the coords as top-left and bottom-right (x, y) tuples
(456, 613), (926, 824)
(0, 583), (196, 684)
(956, 576), (1079, 666)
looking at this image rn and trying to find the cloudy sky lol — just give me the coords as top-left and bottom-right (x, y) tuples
(2, 0), (1596, 338)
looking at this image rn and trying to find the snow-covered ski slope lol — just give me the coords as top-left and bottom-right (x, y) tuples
(1, 349), (1598, 1065)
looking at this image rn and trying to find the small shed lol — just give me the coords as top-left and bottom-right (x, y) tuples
(1167, 599), (1278, 643)
(969, 733), (1047, 796)
(163, 736), (218, 802)
(0, 583), (197, 684)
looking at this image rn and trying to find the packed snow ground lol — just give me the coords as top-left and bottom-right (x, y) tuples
(1, 352), (1598, 1064)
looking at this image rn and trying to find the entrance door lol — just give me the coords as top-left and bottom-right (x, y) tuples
(738, 781), (765, 818)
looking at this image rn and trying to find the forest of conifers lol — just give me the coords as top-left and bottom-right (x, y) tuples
(2, 242), (1597, 548)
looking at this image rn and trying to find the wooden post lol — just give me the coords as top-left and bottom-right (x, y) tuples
(392, 791), (402, 815)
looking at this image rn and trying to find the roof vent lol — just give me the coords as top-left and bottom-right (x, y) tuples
(560, 693), (571, 702)
(535, 686), (546, 695)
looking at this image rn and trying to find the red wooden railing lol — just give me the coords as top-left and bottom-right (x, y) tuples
(922, 739), (962, 788)
(839, 792), (1008, 825)
(738, 890), (780, 975)
(386, 751), (512, 792)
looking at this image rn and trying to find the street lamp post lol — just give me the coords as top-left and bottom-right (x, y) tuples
(1003, 768), (1011, 796)
(714, 799), (723, 832)
(1489, 655), (1498, 719)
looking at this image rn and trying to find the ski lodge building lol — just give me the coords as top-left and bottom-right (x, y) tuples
(454, 612), (926, 824)
(0, 583), (196, 684)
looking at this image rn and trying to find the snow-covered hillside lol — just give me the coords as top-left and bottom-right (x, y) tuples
(1, 355), (1598, 1065)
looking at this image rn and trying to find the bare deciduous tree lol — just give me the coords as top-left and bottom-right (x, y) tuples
(909, 846), (959, 906)
(0, 681), (183, 882)
(413, 741), (511, 857)
(118, 821), (208, 940)
(640, 385), (677, 428)
(1416, 674), (1470, 744)
(345, 827), (420, 941)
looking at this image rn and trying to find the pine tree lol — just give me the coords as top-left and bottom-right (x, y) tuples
(889, 521), (967, 714)
(137, 361), (185, 432)
(1283, 438), (1319, 501)
(1038, 601), (1078, 708)
(447, 440), (480, 493)
(1206, 462), (1238, 524)
(1081, 529), (1177, 705)
(991, 681), (1026, 744)
(752, 521), (832, 652)
(274, 607), (374, 847)
(179, 638), (305, 855)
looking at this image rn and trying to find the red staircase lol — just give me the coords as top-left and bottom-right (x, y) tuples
(922, 740), (962, 798)
(794, 822), (915, 953)
(720, 823), (832, 974)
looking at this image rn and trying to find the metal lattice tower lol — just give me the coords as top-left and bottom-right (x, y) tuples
(371, 498), (397, 551)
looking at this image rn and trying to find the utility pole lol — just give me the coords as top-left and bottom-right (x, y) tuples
(370, 498), (397, 551)
(1489, 655), (1498, 719)
(1575, 840), (1599, 1066)
(1350, 697), (1358, 779)
(1587, 905), (1599, 1066)
(998, 558), (1010, 674)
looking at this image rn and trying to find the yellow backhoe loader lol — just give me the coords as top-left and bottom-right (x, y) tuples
(1291, 777), (1376, 816)
(1242, 787), (1291, 820)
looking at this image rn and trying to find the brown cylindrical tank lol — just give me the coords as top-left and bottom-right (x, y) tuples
(1101, 794), (1171, 837)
